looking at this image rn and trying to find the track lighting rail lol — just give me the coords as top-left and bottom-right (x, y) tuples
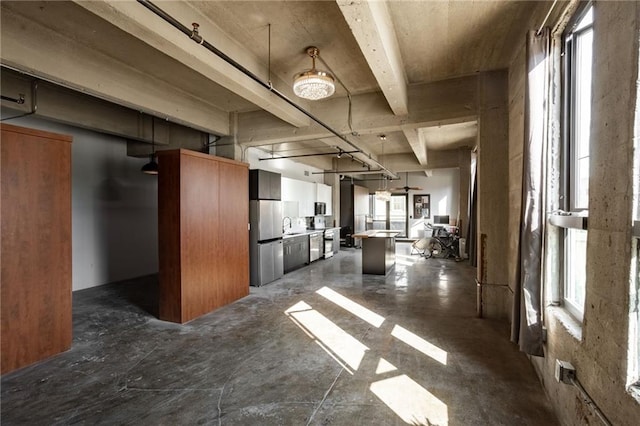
(136, 0), (397, 179)
(259, 150), (358, 161)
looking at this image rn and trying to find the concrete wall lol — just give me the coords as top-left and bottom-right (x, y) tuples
(508, 2), (640, 424)
(6, 116), (159, 291)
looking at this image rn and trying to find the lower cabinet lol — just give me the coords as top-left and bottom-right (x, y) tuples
(251, 239), (284, 286)
(283, 235), (310, 273)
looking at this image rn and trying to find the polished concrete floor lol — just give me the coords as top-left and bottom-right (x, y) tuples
(1, 244), (558, 425)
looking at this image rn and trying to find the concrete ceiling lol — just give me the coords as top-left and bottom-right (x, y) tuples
(419, 121), (478, 151)
(0, 0), (555, 175)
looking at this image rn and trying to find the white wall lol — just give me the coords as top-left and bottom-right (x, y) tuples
(246, 147), (324, 183)
(360, 169), (460, 238)
(9, 116), (159, 291)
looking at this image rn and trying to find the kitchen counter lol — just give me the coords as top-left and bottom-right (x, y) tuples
(282, 227), (339, 239)
(352, 230), (400, 275)
(283, 229), (320, 239)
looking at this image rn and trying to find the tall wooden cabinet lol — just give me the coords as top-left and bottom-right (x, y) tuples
(340, 182), (370, 247)
(1, 123), (72, 374)
(157, 149), (249, 323)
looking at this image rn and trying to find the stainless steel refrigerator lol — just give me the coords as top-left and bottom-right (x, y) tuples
(249, 200), (284, 286)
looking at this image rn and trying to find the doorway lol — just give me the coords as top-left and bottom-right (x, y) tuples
(369, 194), (408, 237)
(390, 194), (408, 237)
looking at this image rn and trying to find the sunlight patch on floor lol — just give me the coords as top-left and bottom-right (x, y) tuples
(370, 374), (448, 426)
(285, 301), (369, 371)
(316, 286), (385, 327)
(375, 358), (398, 375)
(391, 325), (447, 365)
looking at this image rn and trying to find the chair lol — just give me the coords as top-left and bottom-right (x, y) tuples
(411, 237), (430, 257)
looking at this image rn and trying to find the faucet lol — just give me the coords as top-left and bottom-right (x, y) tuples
(283, 216), (292, 233)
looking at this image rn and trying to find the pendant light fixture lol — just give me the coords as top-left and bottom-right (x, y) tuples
(293, 46), (335, 101)
(141, 117), (159, 175)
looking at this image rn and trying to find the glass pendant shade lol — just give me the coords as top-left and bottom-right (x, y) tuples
(293, 70), (335, 100)
(375, 190), (391, 202)
(293, 46), (335, 101)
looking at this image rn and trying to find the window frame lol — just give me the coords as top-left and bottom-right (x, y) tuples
(559, 3), (594, 321)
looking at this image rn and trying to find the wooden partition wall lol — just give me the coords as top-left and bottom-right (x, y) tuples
(158, 149), (249, 323)
(1, 124), (72, 374)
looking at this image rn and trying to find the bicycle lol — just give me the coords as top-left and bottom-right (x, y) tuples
(415, 223), (462, 261)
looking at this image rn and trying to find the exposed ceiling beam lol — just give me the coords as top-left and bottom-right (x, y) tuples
(401, 126), (428, 166)
(1, 3), (230, 135)
(73, 0), (311, 129)
(337, 0), (408, 115)
(230, 75), (478, 147)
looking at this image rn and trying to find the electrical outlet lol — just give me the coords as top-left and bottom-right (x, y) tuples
(555, 360), (576, 384)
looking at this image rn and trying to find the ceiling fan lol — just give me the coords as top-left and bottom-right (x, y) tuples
(390, 172), (423, 193)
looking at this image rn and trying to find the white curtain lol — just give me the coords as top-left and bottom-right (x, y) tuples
(511, 28), (551, 356)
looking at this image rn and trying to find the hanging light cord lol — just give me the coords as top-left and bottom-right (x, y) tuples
(317, 56), (357, 136)
(150, 117), (156, 155)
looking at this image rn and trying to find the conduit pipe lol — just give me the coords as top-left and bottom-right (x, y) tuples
(136, 0), (397, 180)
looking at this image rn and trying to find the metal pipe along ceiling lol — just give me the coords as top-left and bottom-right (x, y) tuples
(136, 0), (397, 180)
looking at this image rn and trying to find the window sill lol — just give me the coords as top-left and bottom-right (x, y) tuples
(547, 305), (583, 342)
(629, 385), (640, 404)
(548, 212), (588, 230)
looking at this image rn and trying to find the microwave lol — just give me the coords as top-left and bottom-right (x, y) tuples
(314, 202), (326, 215)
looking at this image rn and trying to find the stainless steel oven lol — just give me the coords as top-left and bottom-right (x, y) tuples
(323, 229), (335, 258)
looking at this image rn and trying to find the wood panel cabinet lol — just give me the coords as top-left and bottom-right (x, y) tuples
(1, 124), (72, 374)
(158, 150), (249, 323)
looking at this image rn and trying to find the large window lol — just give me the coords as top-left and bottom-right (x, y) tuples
(561, 6), (593, 320)
(369, 194), (408, 237)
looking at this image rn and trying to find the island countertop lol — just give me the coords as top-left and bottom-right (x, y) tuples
(351, 230), (402, 239)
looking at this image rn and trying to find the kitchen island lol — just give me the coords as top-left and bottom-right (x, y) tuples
(351, 230), (401, 275)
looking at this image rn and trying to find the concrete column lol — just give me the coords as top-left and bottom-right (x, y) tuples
(476, 70), (510, 319)
(327, 158), (341, 227)
(457, 149), (471, 241)
(214, 113), (244, 162)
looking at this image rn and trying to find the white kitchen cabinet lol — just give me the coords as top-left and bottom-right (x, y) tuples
(298, 180), (315, 217)
(281, 177), (315, 217)
(281, 177), (296, 202)
(316, 183), (332, 215)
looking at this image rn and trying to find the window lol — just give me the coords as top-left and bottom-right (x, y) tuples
(561, 5), (593, 320)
